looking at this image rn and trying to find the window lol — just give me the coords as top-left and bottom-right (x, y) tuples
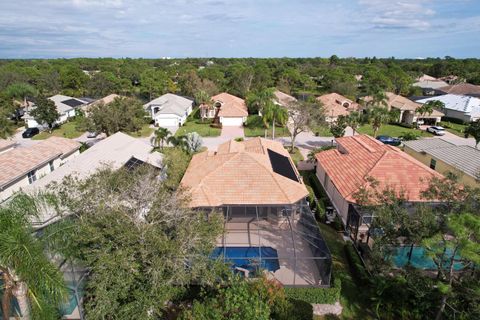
(430, 159), (437, 170)
(27, 170), (37, 184)
(49, 161), (54, 172)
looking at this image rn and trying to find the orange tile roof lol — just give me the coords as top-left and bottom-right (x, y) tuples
(181, 137), (308, 207)
(439, 83), (480, 96)
(0, 137), (80, 188)
(211, 93), (248, 117)
(315, 135), (443, 202)
(274, 90), (297, 107)
(0, 139), (16, 153)
(317, 93), (360, 118)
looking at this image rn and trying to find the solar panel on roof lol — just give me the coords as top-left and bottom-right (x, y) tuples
(61, 99), (85, 108)
(267, 149), (299, 182)
(124, 157), (145, 171)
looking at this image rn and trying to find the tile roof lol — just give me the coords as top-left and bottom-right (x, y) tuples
(0, 139), (16, 153)
(315, 135), (443, 202)
(427, 145), (480, 179)
(211, 93), (248, 117)
(274, 90), (297, 107)
(439, 83), (480, 96)
(0, 137), (80, 189)
(144, 93), (194, 117)
(24, 132), (163, 190)
(417, 94), (480, 118)
(181, 137), (308, 207)
(317, 93), (360, 118)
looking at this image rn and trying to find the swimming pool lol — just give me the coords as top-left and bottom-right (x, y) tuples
(212, 246), (280, 273)
(390, 246), (465, 270)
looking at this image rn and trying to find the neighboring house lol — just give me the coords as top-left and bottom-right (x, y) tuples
(438, 83), (480, 98)
(273, 90), (297, 107)
(316, 93), (360, 123)
(404, 139), (480, 187)
(208, 93), (248, 126)
(24, 95), (89, 128)
(416, 94), (480, 123)
(371, 92), (444, 125)
(315, 135), (442, 243)
(413, 74), (449, 95)
(143, 93), (194, 127)
(0, 137), (81, 202)
(24, 132), (163, 227)
(180, 137), (332, 287)
(81, 93), (120, 114)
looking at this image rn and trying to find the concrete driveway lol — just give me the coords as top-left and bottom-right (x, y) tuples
(419, 125), (477, 147)
(11, 127), (40, 147)
(203, 126), (245, 151)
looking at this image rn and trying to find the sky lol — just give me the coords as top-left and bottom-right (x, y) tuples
(0, 0), (479, 59)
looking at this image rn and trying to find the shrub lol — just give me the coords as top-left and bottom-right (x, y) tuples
(284, 278), (341, 305)
(284, 299), (313, 320)
(441, 116), (466, 125)
(344, 243), (370, 285)
(400, 131), (419, 141)
(234, 137), (244, 142)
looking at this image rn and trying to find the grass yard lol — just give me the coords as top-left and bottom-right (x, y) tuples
(175, 119), (221, 137)
(288, 147), (304, 165)
(439, 121), (467, 137)
(127, 123), (154, 138)
(244, 115), (290, 138)
(357, 124), (432, 138)
(32, 120), (84, 140)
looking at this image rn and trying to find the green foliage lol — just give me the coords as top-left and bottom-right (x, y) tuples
(329, 115), (347, 138)
(30, 94), (60, 131)
(151, 127), (172, 149)
(284, 278), (341, 305)
(399, 131), (420, 141)
(343, 244), (369, 286)
(465, 120), (480, 148)
(163, 147), (193, 190)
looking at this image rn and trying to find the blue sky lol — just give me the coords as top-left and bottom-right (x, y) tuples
(0, 0), (479, 58)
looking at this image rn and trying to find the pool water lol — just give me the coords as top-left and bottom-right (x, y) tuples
(59, 280), (85, 316)
(212, 246), (280, 273)
(391, 246), (465, 270)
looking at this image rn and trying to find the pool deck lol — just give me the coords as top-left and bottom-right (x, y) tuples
(217, 217), (322, 286)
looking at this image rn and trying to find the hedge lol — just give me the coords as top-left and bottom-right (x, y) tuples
(284, 278), (341, 305)
(344, 243), (370, 286)
(440, 116), (466, 125)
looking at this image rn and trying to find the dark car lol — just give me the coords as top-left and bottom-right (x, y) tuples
(22, 127), (40, 138)
(376, 135), (401, 146)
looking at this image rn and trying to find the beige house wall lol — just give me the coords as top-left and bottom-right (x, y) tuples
(404, 146), (478, 187)
(316, 165), (350, 223)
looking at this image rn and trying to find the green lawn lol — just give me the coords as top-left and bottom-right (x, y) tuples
(288, 147), (304, 166)
(244, 115), (290, 138)
(175, 119), (221, 137)
(357, 124), (432, 138)
(32, 120), (84, 140)
(439, 121), (467, 137)
(127, 123), (154, 138)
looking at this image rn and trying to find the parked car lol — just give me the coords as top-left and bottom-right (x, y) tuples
(22, 127), (39, 138)
(87, 131), (99, 138)
(376, 135), (401, 146)
(426, 126), (446, 136)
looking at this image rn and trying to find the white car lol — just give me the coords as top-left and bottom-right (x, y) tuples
(427, 126), (446, 136)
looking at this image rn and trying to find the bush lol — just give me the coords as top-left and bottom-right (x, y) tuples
(284, 278), (341, 305)
(400, 131), (420, 141)
(285, 299), (313, 320)
(344, 243), (370, 286)
(394, 122), (415, 129)
(441, 116), (466, 125)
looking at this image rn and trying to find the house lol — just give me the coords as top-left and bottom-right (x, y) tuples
(143, 93), (194, 127)
(404, 139), (480, 187)
(416, 94), (480, 123)
(24, 95), (89, 128)
(24, 132), (163, 227)
(413, 74), (449, 95)
(370, 92), (444, 125)
(207, 93), (248, 126)
(81, 93), (120, 114)
(316, 93), (360, 123)
(0, 137), (81, 202)
(438, 83), (480, 98)
(315, 135), (442, 242)
(180, 137), (332, 286)
(273, 90), (297, 107)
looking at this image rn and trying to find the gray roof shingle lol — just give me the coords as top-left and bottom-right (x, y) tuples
(427, 145), (480, 179)
(403, 139), (455, 153)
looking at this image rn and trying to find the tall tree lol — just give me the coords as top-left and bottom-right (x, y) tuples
(5, 82), (36, 106)
(30, 95), (59, 133)
(287, 100), (325, 152)
(464, 120), (480, 148)
(0, 194), (67, 320)
(345, 111), (364, 136)
(417, 100), (444, 119)
(246, 87), (275, 115)
(329, 115), (348, 138)
(262, 102), (288, 139)
(368, 106), (391, 137)
(150, 127), (171, 150)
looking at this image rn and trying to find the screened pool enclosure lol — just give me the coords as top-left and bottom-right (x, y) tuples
(210, 201), (332, 287)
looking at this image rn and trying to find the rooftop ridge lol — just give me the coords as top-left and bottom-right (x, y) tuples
(351, 135), (378, 153)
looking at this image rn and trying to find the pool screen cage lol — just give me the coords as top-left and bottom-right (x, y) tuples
(214, 200), (332, 287)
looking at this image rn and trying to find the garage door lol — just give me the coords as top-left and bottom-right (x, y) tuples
(221, 117), (244, 126)
(156, 117), (179, 127)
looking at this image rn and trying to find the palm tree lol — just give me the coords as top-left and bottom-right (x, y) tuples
(262, 102), (288, 139)
(366, 90), (388, 109)
(194, 90), (211, 122)
(417, 100), (444, 119)
(346, 111), (362, 135)
(151, 127), (171, 150)
(0, 194), (67, 320)
(246, 88), (275, 115)
(167, 135), (187, 150)
(369, 106), (391, 138)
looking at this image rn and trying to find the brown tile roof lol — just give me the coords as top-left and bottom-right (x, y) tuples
(0, 139), (16, 153)
(0, 137), (80, 188)
(211, 93), (248, 117)
(181, 137), (308, 207)
(364, 92), (444, 117)
(317, 93), (360, 118)
(274, 90), (297, 107)
(439, 83), (480, 96)
(315, 135), (443, 203)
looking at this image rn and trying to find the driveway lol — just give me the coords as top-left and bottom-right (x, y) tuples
(419, 125), (477, 147)
(11, 128), (40, 147)
(203, 126), (245, 151)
